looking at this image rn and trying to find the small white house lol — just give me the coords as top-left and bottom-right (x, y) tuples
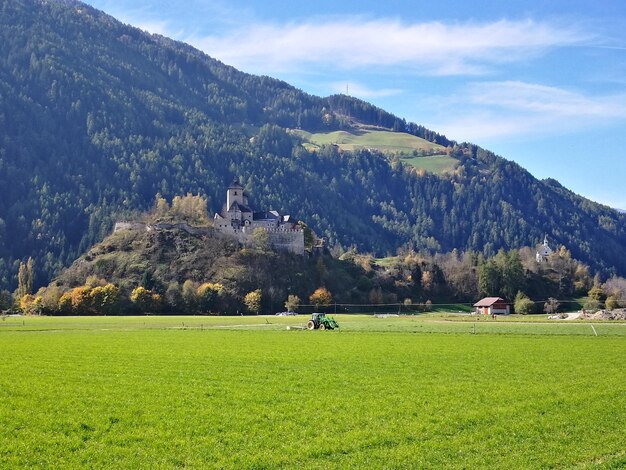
(473, 297), (510, 315)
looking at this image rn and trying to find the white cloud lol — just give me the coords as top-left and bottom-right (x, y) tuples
(466, 81), (626, 117)
(186, 18), (589, 75)
(423, 81), (626, 141)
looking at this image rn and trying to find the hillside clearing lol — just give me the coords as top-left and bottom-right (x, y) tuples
(293, 128), (445, 154)
(400, 154), (459, 174)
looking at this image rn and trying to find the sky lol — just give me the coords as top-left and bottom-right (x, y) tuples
(86, 0), (626, 210)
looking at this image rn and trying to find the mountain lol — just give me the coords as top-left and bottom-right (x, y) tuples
(1, 0), (625, 293)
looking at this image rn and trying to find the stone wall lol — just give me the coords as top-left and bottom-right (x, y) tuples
(114, 221), (305, 255)
(230, 227), (305, 255)
(113, 222), (147, 232)
(266, 229), (305, 255)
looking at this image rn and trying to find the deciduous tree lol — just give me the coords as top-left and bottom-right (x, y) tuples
(244, 289), (262, 314)
(284, 294), (300, 313)
(309, 287), (332, 308)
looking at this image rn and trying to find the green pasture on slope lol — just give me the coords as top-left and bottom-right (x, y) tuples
(293, 128), (444, 154)
(293, 128), (457, 174)
(399, 154), (459, 174)
(1, 317), (625, 469)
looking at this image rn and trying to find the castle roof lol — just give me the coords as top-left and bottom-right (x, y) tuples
(228, 179), (244, 190)
(228, 201), (252, 213)
(253, 211), (280, 221)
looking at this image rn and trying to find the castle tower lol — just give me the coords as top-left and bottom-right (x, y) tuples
(226, 180), (245, 209)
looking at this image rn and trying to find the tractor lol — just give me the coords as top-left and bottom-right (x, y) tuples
(306, 312), (339, 330)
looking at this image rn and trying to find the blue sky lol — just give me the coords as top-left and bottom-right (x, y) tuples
(87, 0), (626, 210)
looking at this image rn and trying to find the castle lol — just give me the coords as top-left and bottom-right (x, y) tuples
(113, 181), (306, 254)
(213, 180), (304, 254)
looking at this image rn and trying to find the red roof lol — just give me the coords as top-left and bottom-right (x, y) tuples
(473, 297), (506, 307)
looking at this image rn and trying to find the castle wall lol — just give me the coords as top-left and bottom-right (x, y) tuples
(266, 229), (305, 255)
(226, 227), (305, 255)
(113, 222), (147, 232)
(113, 220), (306, 255)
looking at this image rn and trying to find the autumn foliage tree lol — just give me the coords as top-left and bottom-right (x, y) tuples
(309, 287), (332, 308)
(197, 282), (223, 313)
(130, 287), (162, 313)
(244, 289), (262, 314)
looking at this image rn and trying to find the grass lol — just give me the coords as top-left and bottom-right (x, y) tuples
(400, 154), (459, 174)
(293, 128), (444, 154)
(1, 315), (625, 468)
(372, 255), (399, 267)
(293, 128), (458, 174)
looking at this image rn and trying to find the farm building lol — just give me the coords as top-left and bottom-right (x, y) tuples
(473, 297), (510, 315)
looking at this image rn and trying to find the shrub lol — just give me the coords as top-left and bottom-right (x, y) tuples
(605, 296), (619, 311)
(514, 292), (535, 315)
(583, 298), (600, 312)
(544, 297), (560, 314)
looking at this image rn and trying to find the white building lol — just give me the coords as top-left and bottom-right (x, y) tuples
(535, 234), (552, 262)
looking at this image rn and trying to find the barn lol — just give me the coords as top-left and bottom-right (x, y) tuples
(473, 297), (510, 315)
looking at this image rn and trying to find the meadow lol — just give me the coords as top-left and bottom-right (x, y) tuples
(291, 128), (460, 175)
(1, 314), (625, 468)
(293, 128), (443, 152)
(399, 154), (459, 174)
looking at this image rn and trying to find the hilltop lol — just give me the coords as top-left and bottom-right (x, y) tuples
(0, 0), (625, 293)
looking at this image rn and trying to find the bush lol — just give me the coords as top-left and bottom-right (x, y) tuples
(605, 296), (619, 311)
(583, 298), (600, 312)
(514, 292), (535, 314)
(544, 297), (560, 315)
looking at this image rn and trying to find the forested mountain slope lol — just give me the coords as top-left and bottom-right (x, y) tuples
(1, 0), (625, 291)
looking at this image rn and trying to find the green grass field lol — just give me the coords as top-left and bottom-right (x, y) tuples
(400, 154), (459, 174)
(293, 128), (444, 154)
(292, 128), (458, 174)
(1, 315), (625, 468)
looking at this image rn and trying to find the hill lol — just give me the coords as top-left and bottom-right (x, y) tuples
(1, 0), (626, 293)
(42, 214), (596, 316)
(50, 225), (340, 313)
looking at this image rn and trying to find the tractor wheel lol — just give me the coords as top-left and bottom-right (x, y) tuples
(319, 323), (326, 330)
(306, 320), (315, 330)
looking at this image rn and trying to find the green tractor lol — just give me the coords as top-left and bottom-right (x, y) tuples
(306, 312), (339, 330)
